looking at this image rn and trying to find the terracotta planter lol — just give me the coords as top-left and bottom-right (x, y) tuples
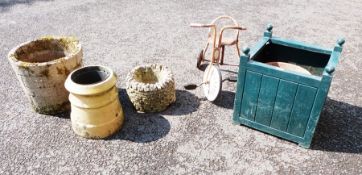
(7, 36), (82, 114)
(65, 65), (124, 139)
(266, 62), (311, 75)
(126, 64), (176, 112)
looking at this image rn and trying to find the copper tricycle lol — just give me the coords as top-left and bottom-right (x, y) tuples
(189, 16), (246, 101)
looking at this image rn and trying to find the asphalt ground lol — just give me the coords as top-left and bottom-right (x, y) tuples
(0, 0), (361, 174)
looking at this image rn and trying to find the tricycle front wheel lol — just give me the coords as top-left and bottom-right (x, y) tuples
(202, 64), (222, 101)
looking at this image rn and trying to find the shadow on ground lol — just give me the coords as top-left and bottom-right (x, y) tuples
(0, 0), (50, 12)
(312, 98), (362, 153)
(162, 90), (200, 115)
(109, 88), (199, 143)
(198, 63), (207, 71)
(213, 90), (235, 109)
(52, 110), (70, 119)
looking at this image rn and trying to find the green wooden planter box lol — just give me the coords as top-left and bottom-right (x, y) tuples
(232, 24), (345, 148)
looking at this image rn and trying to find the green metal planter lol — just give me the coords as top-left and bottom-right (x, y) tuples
(232, 24), (345, 148)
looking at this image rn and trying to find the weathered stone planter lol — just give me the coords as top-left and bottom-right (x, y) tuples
(7, 36), (82, 114)
(65, 65), (124, 139)
(126, 64), (176, 113)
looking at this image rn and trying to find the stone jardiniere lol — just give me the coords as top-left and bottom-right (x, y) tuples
(7, 36), (82, 114)
(126, 64), (176, 113)
(65, 65), (124, 139)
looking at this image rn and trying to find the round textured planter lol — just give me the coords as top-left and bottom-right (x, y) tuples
(126, 64), (176, 113)
(7, 36), (83, 114)
(65, 65), (124, 139)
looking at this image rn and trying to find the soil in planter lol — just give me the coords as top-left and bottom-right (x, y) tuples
(134, 67), (163, 84)
(71, 66), (110, 85)
(14, 38), (77, 63)
(252, 42), (330, 76)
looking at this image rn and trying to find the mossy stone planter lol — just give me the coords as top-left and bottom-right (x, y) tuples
(7, 36), (82, 114)
(126, 64), (176, 113)
(65, 66), (124, 139)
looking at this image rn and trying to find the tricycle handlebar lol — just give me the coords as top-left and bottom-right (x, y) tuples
(190, 23), (215, 28)
(220, 25), (247, 32)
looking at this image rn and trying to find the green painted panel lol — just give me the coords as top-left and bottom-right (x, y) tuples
(233, 65), (247, 123)
(270, 80), (298, 131)
(240, 71), (262, 120)
(254, 75), (279, 126)
(302, 76), (331, 147)
(287, 85), (317, 137)
(238, 117), (304, 144)
(270, 38), (332, 55)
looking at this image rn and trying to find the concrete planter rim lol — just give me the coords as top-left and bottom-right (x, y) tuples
(126, 64), (173, 92)
(7, 36), (82, 67)
(65, 65), (117, 96)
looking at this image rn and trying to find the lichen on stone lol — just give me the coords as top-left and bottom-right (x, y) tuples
(126, 64), (176, 113)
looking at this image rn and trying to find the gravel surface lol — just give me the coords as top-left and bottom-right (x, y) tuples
(1, 0), (361, 174)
